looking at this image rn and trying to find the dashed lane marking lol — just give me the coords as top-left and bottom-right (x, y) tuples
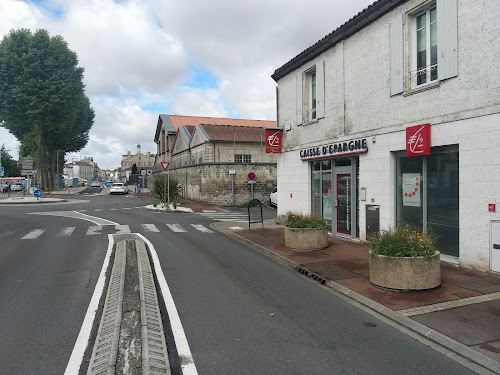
(142, 224), (160, 232)
(57, 227), (76, 237)
(22, 229), (46, 240)
(86, 225), (131, 236)
(167, 224), (187, 233)
(191, 224), (213, 233)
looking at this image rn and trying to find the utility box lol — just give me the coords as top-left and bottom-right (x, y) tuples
(366, 205), (380, 239)
(491, 221), (500, 273)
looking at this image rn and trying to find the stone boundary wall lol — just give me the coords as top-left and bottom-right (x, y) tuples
(163, 163), (276, 207)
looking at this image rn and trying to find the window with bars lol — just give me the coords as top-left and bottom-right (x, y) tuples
(235, 154), (251, 163)
(390, 0), (457, 95)
(414, 6), (438, 86)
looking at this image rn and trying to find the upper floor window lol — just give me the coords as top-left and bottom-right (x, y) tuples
(235, 154), (251, 163)
(390, 0), (457, 95)
(308, 69), (317, 120)
(414, 6), (437, 86)
(296, 61), (324, 125)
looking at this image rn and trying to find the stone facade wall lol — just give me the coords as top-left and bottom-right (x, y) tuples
(274, 0), (500, 271)
(170, 163), (276, 207)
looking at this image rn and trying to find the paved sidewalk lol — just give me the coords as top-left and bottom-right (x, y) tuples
(213, 219), (500, 374)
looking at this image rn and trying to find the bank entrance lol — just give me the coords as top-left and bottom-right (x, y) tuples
(312, 157), (358, 238)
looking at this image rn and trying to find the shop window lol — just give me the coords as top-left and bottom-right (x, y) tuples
(395, 145), (459, 257)
(311, 160), (332, 231)
(235, 154), (251, 163)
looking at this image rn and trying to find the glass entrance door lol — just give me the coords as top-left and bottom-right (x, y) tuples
(335, 173), (352, 235)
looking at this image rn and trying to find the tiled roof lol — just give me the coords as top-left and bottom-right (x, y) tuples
(200, 124), (267, 142)
(168, 115), (275, 129)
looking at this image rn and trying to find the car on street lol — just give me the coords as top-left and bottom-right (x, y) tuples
(91, 181), (100, 187)
(110, 182), (128, 195)
(269, 187), (277, 207)
(10, 182), (26, 191)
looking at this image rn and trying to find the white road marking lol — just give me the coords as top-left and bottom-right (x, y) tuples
(94, 209), (103, 211)
(64, 235), (114, 375)
(191, 224), (213, 233)
(86, 225), (130, 235)
(57, 227), (76, 237)
(167, 224), (186, 233)
(229, 226), (244, 230)
(202, 210), (217, 213)
(22, 229), (45, 239)
(136, 234), (198, 375)
(123, 207), (133, 210)
(29, 211), (118, 225)
(109, 208), (118, 211)
(142, 224), (160, 232)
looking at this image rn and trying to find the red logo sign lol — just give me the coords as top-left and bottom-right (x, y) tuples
(248, 172), (256, 181)
(160, 162), (170, 171)
(265, 129), (282, 154)
(406, 124), (430, 156)
(489, 203), (496, 212)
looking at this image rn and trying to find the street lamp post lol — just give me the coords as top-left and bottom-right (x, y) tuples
(147, 152), (151, 189)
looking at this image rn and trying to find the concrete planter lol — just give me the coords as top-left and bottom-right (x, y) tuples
(369, 251), (441, 292)
(284, 226), (328, 250)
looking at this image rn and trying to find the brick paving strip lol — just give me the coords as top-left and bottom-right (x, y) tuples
(399, 292), (500, 317)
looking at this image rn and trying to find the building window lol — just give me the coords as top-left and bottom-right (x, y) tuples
(235, 154), (251, 163)
(308, 69), (317, 120)
(390, 0), (457, 95)
(414, 6), (437, 86)
(296, 61), (324, 124)
(395, 145), (459, 258)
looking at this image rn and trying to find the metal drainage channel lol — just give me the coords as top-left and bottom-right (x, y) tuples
(86, 239), (171, 375)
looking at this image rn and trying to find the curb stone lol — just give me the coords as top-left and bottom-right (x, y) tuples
(212, 221), (500, 375)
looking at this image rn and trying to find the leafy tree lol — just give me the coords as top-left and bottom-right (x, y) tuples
(131, 163), (138, 176)
(0, 28), (94, 190)
(0, 144), (20, 176)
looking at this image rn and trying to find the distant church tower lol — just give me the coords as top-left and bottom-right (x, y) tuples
(136, 143), (141, 154)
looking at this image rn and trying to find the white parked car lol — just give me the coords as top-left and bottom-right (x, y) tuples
(91, 181), (100, 187)
(110, 182), (128, 195)
(10, 182), (26, 191)
(269, 187), (277, 207)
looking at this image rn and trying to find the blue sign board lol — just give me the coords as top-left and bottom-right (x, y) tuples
(34, 189), (43, 198)
(248, 172), (256, 181)
(0, 167), (4, 173)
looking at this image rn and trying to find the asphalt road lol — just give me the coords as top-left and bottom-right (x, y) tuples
(0, 192), (476, 374)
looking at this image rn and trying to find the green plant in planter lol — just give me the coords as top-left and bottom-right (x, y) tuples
(370, 222), (437, 257)
(284, 212), (327, 229)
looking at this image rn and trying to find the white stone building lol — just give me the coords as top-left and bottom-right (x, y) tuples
(272, 0), (500, 272)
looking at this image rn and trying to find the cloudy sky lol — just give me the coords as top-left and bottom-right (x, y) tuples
(0, 0), (374, 170)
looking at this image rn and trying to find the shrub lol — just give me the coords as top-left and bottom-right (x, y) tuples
(152, 174), (182, 207)
(284, 212), (327, 229)
(370, 222), (437, 257)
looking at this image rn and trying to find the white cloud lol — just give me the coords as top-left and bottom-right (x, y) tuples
(0, 0), (374, 169)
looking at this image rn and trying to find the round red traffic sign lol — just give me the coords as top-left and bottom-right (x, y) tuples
(248, 172), (256, 181)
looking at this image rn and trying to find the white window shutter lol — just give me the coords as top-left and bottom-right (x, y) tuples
(437, 0), (458, 80)
(316, 61), (325, 119)
(390, 14), (404, 95)
(296, 73), (303, 125)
